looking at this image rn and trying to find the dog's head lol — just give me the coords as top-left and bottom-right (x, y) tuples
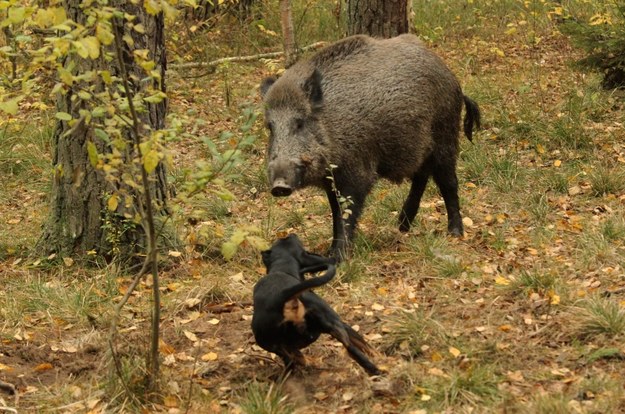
(262, 234), (335, 274)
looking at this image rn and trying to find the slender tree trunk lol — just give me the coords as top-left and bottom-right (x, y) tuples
(280, 0), (297, 68)
(347, 0), (410, 38)
(36, 1), (168, 262)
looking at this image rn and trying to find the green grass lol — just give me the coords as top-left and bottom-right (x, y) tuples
(417, 364), (502, 410)
(382, 310), (446, 358)
(0, 270), (113, 327)
(238, 381), (293, 414)
(588, 163), (625, 197)
(575, 297), (625, 339)
(0, 121), (53, 191)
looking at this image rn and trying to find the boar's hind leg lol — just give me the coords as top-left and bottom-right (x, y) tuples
(399, 165), (432, 232)
(432, 160), (463, 237)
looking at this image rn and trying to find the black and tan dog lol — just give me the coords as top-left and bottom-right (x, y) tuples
(252, 234), (381, 375)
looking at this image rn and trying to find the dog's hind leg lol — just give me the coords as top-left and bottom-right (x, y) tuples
(278, 348), (306, 372)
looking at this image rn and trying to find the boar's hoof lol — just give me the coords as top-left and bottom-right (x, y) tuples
(449, 226), (464, 237)
(271, 185), (293, 197)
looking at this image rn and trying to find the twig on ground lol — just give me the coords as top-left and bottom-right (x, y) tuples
(169, 41), (326, 71)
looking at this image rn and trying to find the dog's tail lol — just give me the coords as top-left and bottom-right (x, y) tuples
(330, 321), (382, 376)
(278, 264), (336, 304)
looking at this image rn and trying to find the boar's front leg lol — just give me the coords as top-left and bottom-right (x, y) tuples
(324, 176), (371, 262)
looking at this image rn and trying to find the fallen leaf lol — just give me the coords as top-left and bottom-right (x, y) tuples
(507, 370), (525, 382)
(449, 347), (461, 358)
(183, 330), (198, 342)
(371, 303), (385, 311)
(201, 352), (218, 361)
(495, 276), (511, 286)
(34, 363), (54, 372)
(159, 339), (176, 355)
(208, 318), (220, 325)
(498, 324), (512, 332)
(163, 395), (178, 408)
(431, 351), (443, 362)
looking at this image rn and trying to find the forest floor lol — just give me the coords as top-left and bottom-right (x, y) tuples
(2, 3), (625, 414)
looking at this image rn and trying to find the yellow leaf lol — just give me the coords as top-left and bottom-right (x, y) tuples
(201, 352), (218, 361)
(143, 149), (160, 173)
(431, 351), (443, 362)
(498, 324), (512, 332)
(81, 36), (101, 59)
(8, 7), (26, 24)
(58, 67), (74, 86)
(0, 96), (22, 115)
(51, 7), (67, 25)
(183, 330), (198, 342)
(495, 276), (511, 286)
(163, 395), (178, 408)
(536, 143), (545, 154)
(100, 70), (112, 84)
(145, 0), (162, 15)
(554, 160), (562, 167)
(63, 257), (74, 267)
(96, 23), (114, 46)
(449, 347), (461, 358)
(87, 141), (98, 167)
(73, 40), (89, 59)
(107, 195), (119, 212)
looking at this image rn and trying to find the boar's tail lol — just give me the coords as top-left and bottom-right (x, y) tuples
(463, 95), (481, 142)
(278, 264), (336, 304)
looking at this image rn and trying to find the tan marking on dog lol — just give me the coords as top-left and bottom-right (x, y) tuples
(283, 298), (306, 325)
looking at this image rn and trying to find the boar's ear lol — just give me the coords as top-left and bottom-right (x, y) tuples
(303, 69), (323, 109)
(260, 77), (277, 98)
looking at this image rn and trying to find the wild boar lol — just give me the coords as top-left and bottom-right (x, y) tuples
(260, 34), (480, 261)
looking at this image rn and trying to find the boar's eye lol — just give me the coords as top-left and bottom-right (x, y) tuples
(267, 121), (275, 134)
(294, 118), (305, 131)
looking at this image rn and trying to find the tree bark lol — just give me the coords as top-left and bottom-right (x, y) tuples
(280, 0), (297, 68)
(347, 0), (410, 38)
(36, 2), (168, 262)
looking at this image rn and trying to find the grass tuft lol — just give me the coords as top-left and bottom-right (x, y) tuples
(382, 310), (446, 358)
(588, 164), (625, 197)
(575, 296), (625, 339)
(238, 381), (293, 414)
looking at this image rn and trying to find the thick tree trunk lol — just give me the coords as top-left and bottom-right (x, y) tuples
(36, 2), (168, 261)
(347, 0), (410, 38)
(280, 0), (297, 68)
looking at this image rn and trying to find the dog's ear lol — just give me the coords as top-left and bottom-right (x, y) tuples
(261, 249), (272, 272)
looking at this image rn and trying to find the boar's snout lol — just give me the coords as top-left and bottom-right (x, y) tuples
(271, 179), (293, 197)
(268, 159), (305, 197)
